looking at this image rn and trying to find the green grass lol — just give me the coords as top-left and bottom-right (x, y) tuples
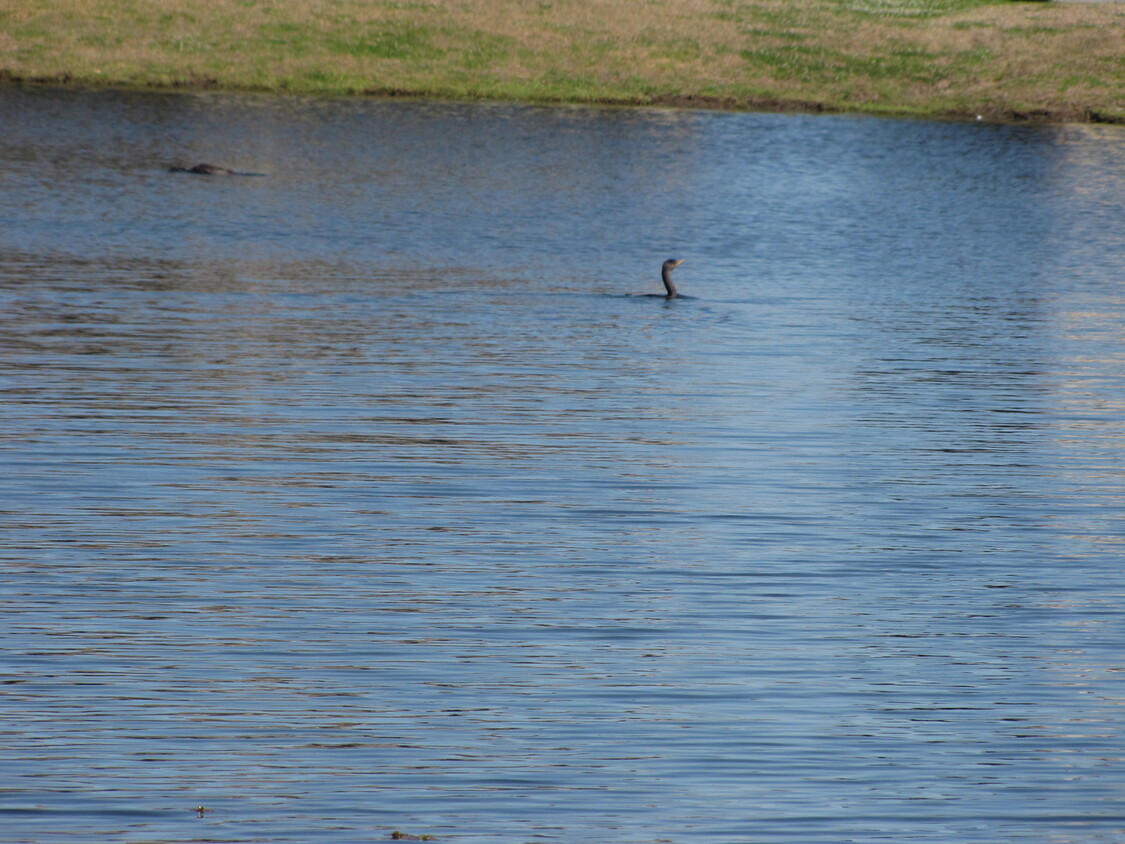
(1, 0), (1122, 122)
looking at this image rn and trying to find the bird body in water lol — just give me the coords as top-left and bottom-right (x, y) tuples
(661, 258), (685, 298)
(169, 163), (237, 175)
(169, 163), (266, 176)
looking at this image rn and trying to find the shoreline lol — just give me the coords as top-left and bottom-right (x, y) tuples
(4, 74), (1119, 127)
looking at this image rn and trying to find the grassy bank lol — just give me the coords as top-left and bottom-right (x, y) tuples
(1, 0), (1122, 122)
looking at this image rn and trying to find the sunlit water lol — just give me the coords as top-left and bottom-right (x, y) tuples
(2, 88), (1125, 844)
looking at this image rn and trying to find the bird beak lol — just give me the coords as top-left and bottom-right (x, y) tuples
(674, 259), (685, 267)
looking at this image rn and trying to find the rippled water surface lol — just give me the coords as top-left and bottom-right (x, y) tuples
(3, 88), (1125, 844)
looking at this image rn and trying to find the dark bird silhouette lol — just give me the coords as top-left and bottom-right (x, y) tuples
(169, 163), (237, 175)
(169, 163), (265, 176)
(660, 258), (685, 298)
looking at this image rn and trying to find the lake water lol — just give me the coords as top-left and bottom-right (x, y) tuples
(2, 87), (1125, 844)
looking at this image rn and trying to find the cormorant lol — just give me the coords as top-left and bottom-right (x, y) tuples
(661, 258), (685, 298)
(169, 163), (237, 175)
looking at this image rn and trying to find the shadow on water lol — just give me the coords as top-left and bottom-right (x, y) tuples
(2, 87), (1125, 844)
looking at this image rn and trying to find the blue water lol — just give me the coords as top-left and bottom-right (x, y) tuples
(2, 88), (1125, 843)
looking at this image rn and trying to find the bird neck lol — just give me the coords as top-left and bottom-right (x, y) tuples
(662, 267), (679, 298)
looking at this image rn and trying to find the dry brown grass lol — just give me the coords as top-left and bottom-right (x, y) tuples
(1, 0), (1122, 121)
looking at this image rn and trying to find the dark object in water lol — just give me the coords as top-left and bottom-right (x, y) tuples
(169, 163), (235, 175)
(660, 258), (685, 298)
(169, 163), (265, 176)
